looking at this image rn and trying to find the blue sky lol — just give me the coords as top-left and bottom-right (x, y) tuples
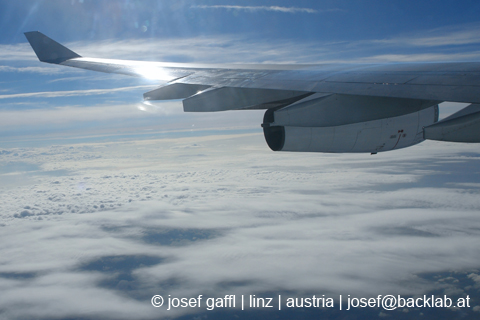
(1, 0), (480, 144)
(3, 0), (480, 44)
(2, 1), (480, 320)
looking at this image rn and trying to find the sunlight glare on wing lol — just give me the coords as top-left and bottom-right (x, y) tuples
(135, 66), (173, 80)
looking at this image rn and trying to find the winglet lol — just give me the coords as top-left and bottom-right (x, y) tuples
(24, 31), (81, 64)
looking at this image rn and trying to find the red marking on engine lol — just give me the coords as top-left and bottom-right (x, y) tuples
(393, 129), (404, 149)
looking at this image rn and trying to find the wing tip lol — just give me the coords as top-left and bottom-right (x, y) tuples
(24, 31), (81, 64)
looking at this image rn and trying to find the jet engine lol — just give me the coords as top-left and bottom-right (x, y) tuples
(262, 94), (439, 153)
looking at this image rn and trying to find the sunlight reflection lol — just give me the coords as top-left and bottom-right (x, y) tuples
(136, 100), (170, 114)
(135, 67), (172, 80)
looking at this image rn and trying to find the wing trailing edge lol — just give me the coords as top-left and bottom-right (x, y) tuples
(144, 83), (212, 101)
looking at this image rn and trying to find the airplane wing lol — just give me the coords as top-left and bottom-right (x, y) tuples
(24, 31), (480, 153)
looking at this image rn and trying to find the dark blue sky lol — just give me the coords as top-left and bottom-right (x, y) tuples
(2, 0), (480, 44)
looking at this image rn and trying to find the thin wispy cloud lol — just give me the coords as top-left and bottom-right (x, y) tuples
(372, 24), (480, 47)
(0, 85), (156, 100)
(355, 51), (480, 63)
(73, 35), (480, 65)
(0, 65), (63, 74)
(191, 5), (319, 14)
(0, 43), (37, 61)
(4, 26), (480, 74)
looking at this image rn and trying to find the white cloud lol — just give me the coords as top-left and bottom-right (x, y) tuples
(0, 65), (63, 74)
(65, 33), (480, 64)
(0, 85), (156, 100)
(373, 25), (480, 47)
(0, 43), (37, 62)
(0, 101), (264, 146)
(354, 51), (480, 63)
(1, 134), (480, 319)
(191, 5), (320, 14)
(3, 24), (480, 76)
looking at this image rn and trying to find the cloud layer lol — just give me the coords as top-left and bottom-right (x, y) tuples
(1, 134), (480, 319)
(3, 4), (480, 319)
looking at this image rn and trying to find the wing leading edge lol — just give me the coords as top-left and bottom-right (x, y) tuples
(24, 31), (480, 150)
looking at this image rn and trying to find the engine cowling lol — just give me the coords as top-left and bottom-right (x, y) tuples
(262, 94), (439, 153)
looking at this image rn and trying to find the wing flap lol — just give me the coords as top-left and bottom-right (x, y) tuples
(183, 87), (313, 112)
(311, 81), (480, 104)
(143, 83), (212, 100)
(424, 104), (480, 142)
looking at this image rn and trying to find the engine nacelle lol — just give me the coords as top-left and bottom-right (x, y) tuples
(263, 94), (439, 153)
